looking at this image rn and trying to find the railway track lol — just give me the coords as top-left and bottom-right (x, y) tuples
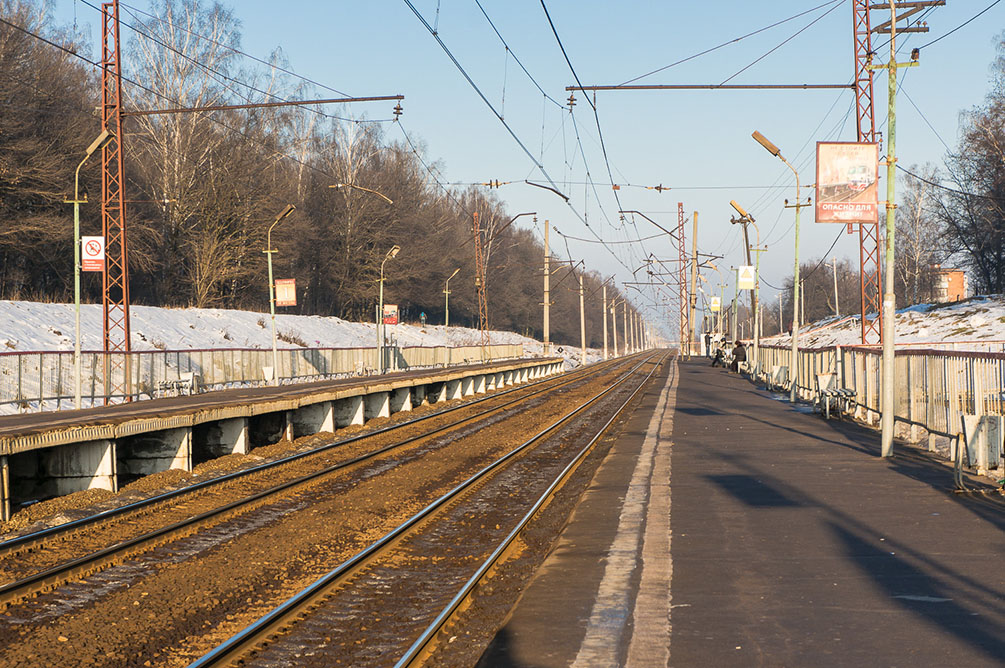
(0, 354), (639, 610)
(188, 351), (670, 668)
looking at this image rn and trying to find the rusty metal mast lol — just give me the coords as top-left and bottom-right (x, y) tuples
(101, 1), (130, 400)
(854, 0), (883, 345)
(678, 202), (688, 356)
(472, 213), (489, 351)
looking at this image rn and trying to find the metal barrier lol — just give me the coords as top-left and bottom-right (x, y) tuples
(0, 344), (526, 414)
(756, 344), (1005, 442)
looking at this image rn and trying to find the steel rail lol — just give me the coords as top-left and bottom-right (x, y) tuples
(398, 352), (670, 666)
(189, 352), (664, 668)
(0, 356), (637, 608)
(0, 358), (594, 556)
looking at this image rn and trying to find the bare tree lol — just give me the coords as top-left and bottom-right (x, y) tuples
(895, 164), (942, 304)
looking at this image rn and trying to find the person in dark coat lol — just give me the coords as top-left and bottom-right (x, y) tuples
(730, 340), (746, 373)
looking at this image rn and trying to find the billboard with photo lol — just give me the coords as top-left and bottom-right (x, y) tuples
(815, 142), (879, 224)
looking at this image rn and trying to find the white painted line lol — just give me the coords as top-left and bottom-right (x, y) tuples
(570, 361), (677, 668)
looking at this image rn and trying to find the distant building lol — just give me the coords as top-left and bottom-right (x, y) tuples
(932, 265), (968, 303)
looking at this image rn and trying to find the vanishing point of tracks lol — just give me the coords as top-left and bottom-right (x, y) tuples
(0, 351), (670, 668)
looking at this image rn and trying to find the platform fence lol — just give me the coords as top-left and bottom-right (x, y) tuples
(0, 344), (526, 414)
(755, 344), (1005, 440)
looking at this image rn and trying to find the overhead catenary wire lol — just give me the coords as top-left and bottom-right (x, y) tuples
(618, 0), (843, 86)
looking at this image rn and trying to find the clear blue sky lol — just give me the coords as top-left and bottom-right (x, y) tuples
(50, 0), (1004, 339)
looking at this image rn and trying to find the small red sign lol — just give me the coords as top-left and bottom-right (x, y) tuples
(275, 278), (296, 307)
(82, 236), (105, 272)
(382, 304), (399, 325)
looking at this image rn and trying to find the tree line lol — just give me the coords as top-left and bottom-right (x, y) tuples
(0, 0), (636, 348)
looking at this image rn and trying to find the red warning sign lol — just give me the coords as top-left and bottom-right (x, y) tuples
(82, 236), (105, 272)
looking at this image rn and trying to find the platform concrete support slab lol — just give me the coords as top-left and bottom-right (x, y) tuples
(193, 417), (249, 463)
(293, 401), (334, 438)
(485, 374), (497, 391)
(118, 427), (192, 481)
(496, 372), (506, 388)
(390, 387), (412, 414)
(1, 455), (10, 522)
(504, 370), (514, 386)
(427, 383), (447, 404)
(445, 379), (462, 401)
(412, 385), (428, 407)
(461, 377), (475, 397)
(364, 391), (390, 420)
(473, 375), (487, 394)
(27, 438), (118, 497)
(283, 411), (295, 441)
(336, 395), (365, 427)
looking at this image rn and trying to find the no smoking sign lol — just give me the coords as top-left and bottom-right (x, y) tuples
(82, 236), (105, 272)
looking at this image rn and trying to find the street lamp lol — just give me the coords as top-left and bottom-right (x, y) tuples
(265, 204), (296, 386)
(730, 199), (762, 377)
(329, 183), (394, 205)
(377, 244), (401, 374)
(443, 268), (460, 326)
(66, 129), (114, 409)
(753, 130), (806, 403)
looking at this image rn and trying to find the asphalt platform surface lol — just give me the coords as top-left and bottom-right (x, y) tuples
(478, 358), (1004, 667)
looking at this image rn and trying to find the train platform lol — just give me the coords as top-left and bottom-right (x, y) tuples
(477, 358), (1005, 667)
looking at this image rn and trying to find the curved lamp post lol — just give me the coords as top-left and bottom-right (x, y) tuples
(730, 199), (762, 377)
(67, 129), (114, 409)
(377, 244), (401, 374)
(265, 204), (296, 385)
(443, 268), (460, 327)
(329, 183), (394, 205)
(753, 130), (803, 403)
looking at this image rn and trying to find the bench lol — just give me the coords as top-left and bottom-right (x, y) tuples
(156, 371), (199, 397)
(768, 365), (788, 392)
(815, 373), (855, 419)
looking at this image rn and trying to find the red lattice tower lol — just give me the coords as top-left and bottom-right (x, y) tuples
(677, 202), (688, 356)
(854, 0), (882, 345)
(101, 1), (132, 400)
(472, 213), (489, 349)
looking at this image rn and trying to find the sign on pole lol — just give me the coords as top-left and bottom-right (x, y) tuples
(275, 278), (296, 306)
(82, 236), (105, 272)
(382, 304), (399, 325)
(737, 265), (756, 290)
(710, 296), (721, 312)
(815, 141), (879, 223)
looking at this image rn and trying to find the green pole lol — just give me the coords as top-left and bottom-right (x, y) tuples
(731, 271), (739, 342)
(881, 3), (900, 457)
(267, 246), (278, 386)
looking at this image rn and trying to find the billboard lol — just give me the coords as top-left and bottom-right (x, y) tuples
(710, 296), (721, 313)
(815, 142), (879, 224)
(382, 303), (399, 325)
(275, 278), (296, 306)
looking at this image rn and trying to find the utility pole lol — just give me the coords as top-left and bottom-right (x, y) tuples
(778, 295), (783, 333)
(731, 272), (739, 342)
(623, 302), (629, 354)
(602, 285), (609, 360)
(832, 257), (840, 317)
(611, 299), (619, 357)
(689, 211), (699, 358)
(873, 1), (918, 458)
(443, 268), (459, 327)
(543, 221), (551, 355)
(579, 273), (587, 366)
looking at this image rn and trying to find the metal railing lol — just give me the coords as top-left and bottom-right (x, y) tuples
(0, 344), (526, 414)
(756, 344), (1005, 442)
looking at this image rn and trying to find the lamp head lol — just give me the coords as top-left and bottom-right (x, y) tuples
(752, 131), (781, 157)
(387, 244), (401, 259)
(277, 204), (296, 221)
(86, 130), (114, 157)
(729, 199), (752, 221)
